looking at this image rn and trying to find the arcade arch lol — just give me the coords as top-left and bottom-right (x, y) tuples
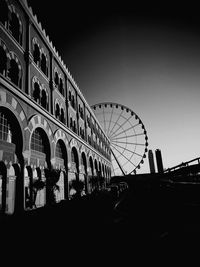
(55, 139), (68, 202)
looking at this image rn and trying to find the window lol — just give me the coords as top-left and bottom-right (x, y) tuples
(80, 127), (85, 140)
(54, 71), (59, 87)
(0, 46), (7, 76)
(8, 59), (20, 87)
(71, 149), (75, 163)
(60, 108), (65, 123)
(71, 95), (75, 109)
(31, 129), (45, 153)
(0, 111), (12, 142)
(59, 77), (63, 95)
(10, 12), (22, 45)
(33, 43), (40, 65)
(41, 89), (47, 110)
(41, 53), (47, 76)
(55, 103), (60, 119)
(0, 0), (8, 27)
(73, 120), (76, 133)
(33, 82), (40, 103)
(69, 117), (73, 129)
(68, 91), (71, 101)
(79, 105), (84, 119)
(55, 141), (63, 159)
(87, 116), (91, 127)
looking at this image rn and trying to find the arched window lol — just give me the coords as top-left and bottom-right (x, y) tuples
(33, 82), (40, 103)
(60, 108), (65, 124)
(71, 95), (75, 109)
(59, 77), (63, 95)
(41, 89), (47, 110)
(0, 0), (8, 27)
(31, 128), (45, 153)
(70, 117), (73, 129)
(54, 71), (59, 87)
(0, 46), (7, 76)
(55, 141), (62, 158)
(0, 111), (12, 143)
(73, 120), (76, 133)
(8, 58), (20, 87)
(33, 43), (40, 66)
(55, 103), (60, 119)
(41, 53), (47, 76)
(68, 91), (71, 101)
(55, 139), (68, 169)
(10, 12), (21, 44)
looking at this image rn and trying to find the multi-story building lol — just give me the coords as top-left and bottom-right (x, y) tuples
(0, 0), (112, 214)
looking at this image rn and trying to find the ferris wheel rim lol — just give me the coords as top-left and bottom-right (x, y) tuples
(91, 102), (148, 175)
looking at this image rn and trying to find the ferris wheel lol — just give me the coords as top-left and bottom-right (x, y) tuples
(91, 102), (148, 176)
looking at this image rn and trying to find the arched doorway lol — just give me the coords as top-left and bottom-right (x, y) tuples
(0, 107), (24, 214)
(69, 147), (80, 198)
(81, 152), (87, 195)
(55, 139), (68, 202)
(30, 127), (51, 208)
(88, 156), (94, 193)
(94, 159), (98, 176)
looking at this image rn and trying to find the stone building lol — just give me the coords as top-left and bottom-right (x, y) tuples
(0, 0), (112, 214)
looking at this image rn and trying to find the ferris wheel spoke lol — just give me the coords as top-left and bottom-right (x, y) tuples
(108, 109), (124, 138)
(109, 114), (132, 139)
(112, 140), (145, 146)
(102, 105), (107, 134)
(106, 105), (114, 136)
(111, 148), (126, 175)
(110, 123), (140, 139)
(111, 132), (145, 141)
(111, 144), (137, 168)
(113, 142), (143, 158)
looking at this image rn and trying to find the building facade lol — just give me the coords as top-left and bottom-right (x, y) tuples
(0, 0), (112, 214)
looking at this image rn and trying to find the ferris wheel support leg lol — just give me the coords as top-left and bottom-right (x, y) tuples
(111, 149), (126, 176)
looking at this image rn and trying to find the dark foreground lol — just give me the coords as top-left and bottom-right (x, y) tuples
(1, 182), (200, 262)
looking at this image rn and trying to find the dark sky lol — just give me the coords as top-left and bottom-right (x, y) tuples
(27, 1), (200, 173)
(27, 1), (200, 52)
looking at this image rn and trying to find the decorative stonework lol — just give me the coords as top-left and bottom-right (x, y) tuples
(0, 89), (26, 129)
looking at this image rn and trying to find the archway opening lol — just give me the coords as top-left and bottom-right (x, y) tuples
(30, 127), (51, 208)
(55, 139), (68, 201)
(30, 127), (51, 168)
(71, 147), (79, 179)
(81, 152), (87, 194)
(0, 107), (23, 213)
